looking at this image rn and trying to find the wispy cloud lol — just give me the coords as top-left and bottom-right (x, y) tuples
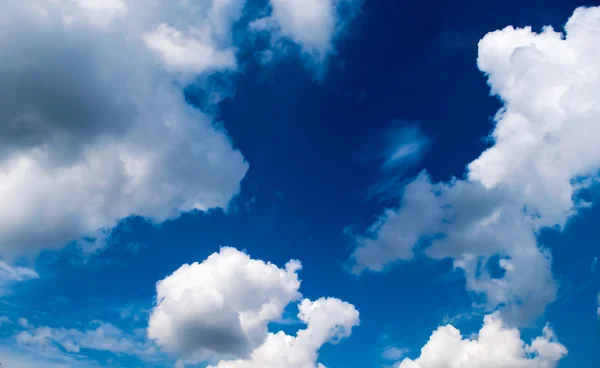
(359, 122), (431, 201)
(382, 346), (410, 361)
(0, 261), (39, 296)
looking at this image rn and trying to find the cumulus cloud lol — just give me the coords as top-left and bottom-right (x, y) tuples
(397, 313), (567, 368)
(353, 175), (557, 323)
(148, 247), (359, 367)
(469, 6), (600, 227)
(350, 6), (600, 323)
(0, 0), (250, 257)
(251, 0), (362, 62)
(148, 247), (301, 362)
(209, 297), (360, 368)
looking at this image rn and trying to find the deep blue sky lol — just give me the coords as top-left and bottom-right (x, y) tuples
(1, 0), (599, 367)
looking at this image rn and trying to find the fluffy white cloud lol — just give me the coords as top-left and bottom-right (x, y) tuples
(0, 0), (249, 257)
(148, 247), (359, 367)
(350, 6), (600, 323)
(397, 313), (567, 368)
(397, 314), (567, 368)
(469, 6), (600, 227)
(209, 297), (360, 368)
(148, 247), (302, 363)
(252, 0), (361, 62)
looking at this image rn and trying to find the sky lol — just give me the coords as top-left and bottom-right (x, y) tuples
(0, 0), (599, 367)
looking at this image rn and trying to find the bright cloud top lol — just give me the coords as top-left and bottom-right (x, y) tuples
(148, 247), (359, 366)
(470, 6), (600, 226)
(397, 313), (567, 368)
(350, 6), (600, 324)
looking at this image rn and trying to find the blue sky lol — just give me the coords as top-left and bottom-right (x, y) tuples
(0, 0), (599, 367)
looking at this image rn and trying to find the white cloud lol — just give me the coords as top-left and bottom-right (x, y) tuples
(0, 261), (39, 282)
(72, 0), (127, 26)
(208, 297), (360, 368)
(148, 247), (302, 364)
(251, 0), (362, 62)
(143, 23), (237, 74)
(142, 0), (245, 75)
(148, 247), (359, 367)
(397, 313), (567, 368)
(18, 318), (32, 329)
(18, 324), (149, 356)
(13, 319), (159, 365)
(0, 261), (39, 295)
(352, 175), (557, 323)
(469, 6), (600, 227)
(350, 6), (600, 323)
(0, 345), (97, 368)
(0, 0), (249, 257)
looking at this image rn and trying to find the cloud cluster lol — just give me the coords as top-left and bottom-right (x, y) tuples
(397, 313), (567, 368)
(0, 0), (364, 261)
(17, 323), (154, 357)
(11, 318), (157, 366)
(148, 247), (359, 367)
(0, 0), (251, 258)
(350, 6), (600, 323)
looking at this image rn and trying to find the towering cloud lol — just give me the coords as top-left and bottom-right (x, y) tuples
(350, 6), (600, 323)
